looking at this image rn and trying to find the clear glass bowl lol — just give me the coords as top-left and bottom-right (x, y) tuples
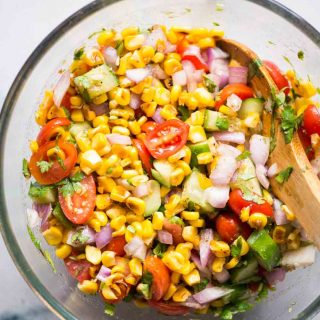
(1, 0), (320, 319)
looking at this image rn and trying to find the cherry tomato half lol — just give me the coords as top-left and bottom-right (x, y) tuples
(141, 121), (157, 134)
(29, 140), (77, 185)
(298, 127), (314, 160)
(37, 117), (71, 146)
(144, 256), (170, 301)
(61, 92), (72, 109)
(228, 189), (273, 217)
(64, 258), (91, 283)
(215, 84), (254, 108)
(163, 219), (184, 245)
(148, 300), (190, 316)
(103, 235), (127, 257)
(132, 139), (152, 175)
(263, 60), (290, 95)
(144, 119), (189, 159)
(182, 55), (209, 71)
(59, 175), (96, 224)
(303, 104), (320, 137)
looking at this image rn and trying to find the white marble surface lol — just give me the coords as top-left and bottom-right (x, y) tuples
(0, 1), (320, 319)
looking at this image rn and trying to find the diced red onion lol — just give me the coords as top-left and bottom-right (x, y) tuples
(96, 265), (111, 282)
(165, 42), (177, 54)
(157, 230), (173, 245)
(89, 102), (108, 116)
(144, 26), (166, 49)
(172, 70), (187, 86)
(194, 70), (204, 83)
(147, 64), (167, 80)
(126, 68), (150, 83)
(124, 236), (147, 260)
(26, 208), (42, 228)
(183, 45), (207, 67)
(267, 163), (280, 178)
(182, 60), (197, 92)
(106, 134), (132, 145)
(102, 46), (118, 67)
(181, 297), (207, 310)
(208, 59), (229, 89)
(193, 287), (233, 304)
(207, 47), (229, 61)
(204, 185), (230, 208)
(190, 251), (211, 277)
(200, 229), (213, 268)
(133, 182), (151, 198)
(210, 156), (238, 185)
(32, 203), (52, 232)
(226, 94), (242, 112)
(273, 199), (288, 225)
(53, 70), (70, 107)
(217, 143), (242, 158)
(249, 134), (270, 166)
(256, 164), (270, 189)
(151, 107), (164, 123)
(263, 268), (286, 286)
(95, 224), (112, 249)
(213, 132), (245, 144)
(212, 268), (230, 283)
(229, 66), (248, 84)
(281, 245), (316, 269)
(129, 92), (141, 110)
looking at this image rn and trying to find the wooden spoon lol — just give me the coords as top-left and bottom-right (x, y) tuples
(217, 38), (320, 249)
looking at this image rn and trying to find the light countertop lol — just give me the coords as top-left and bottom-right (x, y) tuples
(0, 1), (319, 319)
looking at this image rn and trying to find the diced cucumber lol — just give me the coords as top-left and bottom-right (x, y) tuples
(222, 285), (248, 303)
(238, 98), (264, 119)
(151, 160), (175, 188)
(203, 110), (228, 131)
(181, 169), (214, 214)
(143, 180), (161, 217)
(74, 64), (119, 102)
(189, 141), (211, 168)
(28, 183), (57, 204)
(52, 204), (73, 229)
(231, 256), (258, 284)
(248, 230), (281, 272)
(69, 122), (92, 138)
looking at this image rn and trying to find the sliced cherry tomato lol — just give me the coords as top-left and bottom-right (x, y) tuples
(176, 38), (189, 55)
(298, 127), (314, 160)
(163, 219), (184, 245)
(37, 117), (71, 146)
(263, 60), (290, 95)
(145, 256), (170, 301)
(64, 258), (91, 283)
(228, 189), (273, 217)
(61, 92), (72, 109)
(215, 212), (252, 243)
(141, 121), (157, 133)
(215, 83), (254, 108)
(148, 300), (190, 316)
(144, 119), (189, 159)
(303, 104), (320, 137)
(182, 55), (208, 71)
(29, 140), (77, 185)
(132, 139), (152, 175)
(103, 235), (127, 256)
(59, 175), (96, 224)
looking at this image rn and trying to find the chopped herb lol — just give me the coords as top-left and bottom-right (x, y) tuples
(59, 180), (75, 197)
(169, 216), (185, 226)
(137, 283), (151, 300)
(220, 309), (233, 320)
(115, 40), (124, 56)
(107, 167), (113, 174)
(220, 301), (253, 320)
(88, 28), (106, 39)
(249, 58), (263, 80)
(73, 47), (84, 60)
(268, 40), (276, 45)
(297, 50), (304, 61)
(256, 284), (269, 301)
(204, 74), (216, 93)
(317, 88), (320, 95)
(71, 228), (90, 245)
(57, 156), (66, 170)
(44, 250), (57, 273)
(216, 117), (229, 130)
(236, 150), (251, 161)
(215, 3), (224, 11)
(212, 22), (220, 26)
(52, 204), (73, 228)
(141, 271), (153, 286)
(153, 242), (168, 258)
(72, 182), (82, 193)
(283, 56), (294, 68)
(178, 105), (191, 121)
(158, 204), (165, 213)
(275, 166), (293, 184)
(184, 8), (191, 13)
(58, 175), (84, 197)
(36, 161), (53, 173)
(231, 238), (242, 257)
(123, 292), (133, 302)
(280, 105), (302, 143)
(104, 303), (115, 316)
(70, 171), (85, 182)
(193, 278), (209, 292)
(127, 225), (136, 234)
(274, 91), (286, 107)
(22, 158), (30, 178)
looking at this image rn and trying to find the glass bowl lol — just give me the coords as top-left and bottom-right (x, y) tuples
(1, 0), (320, 319)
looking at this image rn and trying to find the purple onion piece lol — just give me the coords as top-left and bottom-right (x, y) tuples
(95, 224), (112, 249)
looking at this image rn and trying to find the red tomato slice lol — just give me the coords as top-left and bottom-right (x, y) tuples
(59, 175), (96, 224)
(176, 38), (189, 55)
(29, 140), (77, 185)
(103, 235), (127, 256)
(61, 92), (72, 109)
(144, 119), (189, 159)
(263, 60), (290, 95)
(215, 212), (252, 243)
(141, 121), (158, 133)
(182, 55), (209, 71)
(303, 104), (320, 137)
(228, 189), (273, 217)
(148, 301), (190, 316)
(163, 219), (184, 245)
(298, 127), (314, 160)
(64, 258), (91, 283)
(144, 256), (170, 301)
(132, 139), (152, 175)
(37, 117), (71, 146)
(215, 84), (254, 108)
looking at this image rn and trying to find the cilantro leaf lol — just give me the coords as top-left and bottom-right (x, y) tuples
(203, 74), (216, 93)
(74, 47), (84, 60)
(283, 55), (294, 68)
(216, 117), (229, 131)
(280, 105), (302, 143)
(275, 166), (293, 184)
(104, 302), (115, 316)
(22, 158), (30, 178)
(236, 150), (251, 161)
(193, 278), (209, 292)
(231, 238), (242, 257)
(178, 105), (191, 121)
(297, 50), (304, 61)
(70, 171), (85, 182)
(71, 228), (90, 245)
(57, 156), (66, 170)
(141, 271), (153, 286)
(59, 180), (75, 197)
(249, 58), (263, 80)
(215, 2), (224, 11)
(153, 243), (168, 258)
(58, 176), (84, 198)
(212, 22), (220, 26)
(220, 309), (233, 320)
(44, 250), (57, 273)
(256, 284), (269, 301)
(36, 161), (53, 173)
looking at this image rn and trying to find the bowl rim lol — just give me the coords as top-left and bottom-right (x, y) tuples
(0, 0), (320, 319)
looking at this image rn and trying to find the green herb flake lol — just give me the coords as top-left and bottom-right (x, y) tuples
(212, 22), (220, 26)
(236, 150), (251, 161)
(317, 88), (320, 95)
(193, 278), (209, 292)
(169, 216), (185, 226)
(215, 3), (224, 12)
(283, 56), (294, 68)
(141, 271), (153, 286)
(184, 8), (191, 13)
(178, 105), (191, 121)
(257, 284), (269, 301)
(88, 28), (106, 39)
(22, 158), (31, 178)
(71, 229), (90, 245)
(74, 47), (84, 60)
(275, 166), (293, 184)
(153, 243), (168, 258)
(44, 250), (57, 273)
(268, 40), (276, 45)
(123, 292), (133, 302)
(280, 105), (302, 143)
(36, 161), (53, 173)
(70, 171), (85, 182)
(204, 74), (216, 93)
(249, 58), (263, 80)
(59, 180), (75, 197)
(231, 238), (242, 257)
(297, 50), (304, 61)
(104, 303), (115, 316)
(216, 117), (229, 131)
(115, 40), (124, 56)
(57, 156), (66, 170)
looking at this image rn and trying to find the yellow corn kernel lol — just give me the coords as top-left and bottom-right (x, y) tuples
(112, 126), (130, 136)
(198, 37), (215, 49)
(162, 251), (186, 272)
(194, 88), (214, 107)
(81, 149), (102, 170)
(91, 92), (108, 104)
(101, 251), (116, 267)
(121, 169), (137, 178)
(272, 226), (287, 244)
(287, 229), (301, 250)
(183, 268), (200, 286)
(232, 236), (249, 256)
(97, 30), (115, 46)
(128, 50), (146, 68)
(140, 101), (157, 117)
(119, 76), (134, 88)
(95, 210), (108, 226)
(126, 197), (145, 215)
(172, 287), (191, 302)
(129, 174), (148, 187)
(152, 211), (164, 230)
(159, 104), (177, 120)
(47, 105), (68, 120)
(85, 245), (102, 265)
(141, 87), (156, 103)
(124, 34), (145, 51)
(281, 205), (296, 221)
(93, 115), (108, 127)
(212, 257), (226, 273)
(140, 45), (155, 61)
(171, 272), (181, 285)
(188, 110), (205, 126)
(83, 48), (104, 67)
(176, 242), (193, 260)
(110, 185), (131, 202)
(29, 140), (39, 153)
(88, 125), (110, 139)
(134, 298), (148, 308)
(154, 87), (171, 105)
(170, 167), (185, 186)
(70, 95), (83, 107)
(243, 112), (260, 128)
(121, 26), (139, 37)
(76, 253), (86, 260)
(188, 125), (207, 143)
(169, 85), (182, 104)
(43, 226), (63, 246)
(180, 262), (194, 277)
(92, 133), (108, 150)
(218, 105), (237, 117)
(181, 211), (199, 221)
(131, 221), (143, 237)
(182, 226), (198, 243)
(141, 220), (154, 239)
(125, 274), (138, 286)
(70, 59), (90, 77)
(248, 213), (268, 229)
(165, 194), (181, 211)
(129, 258), (143, 276)
(262, 189), (273, 205)
(116, 52), (132, 76)
(225, 257), (240, 270)
(152, 52), (165, 63)
(130, 76), (152, 94)
(106, 205), (126, 219)
(126, 213), (144, 225)
(128, 121), (141, 135)
(208, 29), (224, 38)
(55, 244), (72, 259)
(88, 218), (101, 232)
(164, 58), (182, 76)
(163, 283), (178, 301)
(189, 219), (205, 228)
(240, 206), (250, 222)
(112, 88), (131, 106)
(175, 161), (191, 177)
(125, 228), (135, 243)
(101, 286), (118, 300)
(110, 215), (127, 230)
(112, 225), (126, 237)
(89, 266), (99, 278)
(77, 280), (98, 295)
(71, 109), (84, 122)
(197, 152), (214, 165)
(95, 194), (112, 210)
(97, 177), (116, 194)
(136, 116), (147, 127)
(35, 90), (54, 125)
(210, 240), (231, 258)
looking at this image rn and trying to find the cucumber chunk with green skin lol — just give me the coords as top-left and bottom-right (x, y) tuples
(151, 160), (174, 188)
(181, 168), (215, 214)
(231, 256), (258, 284)
(238, 98), (264, 119)
(248, 230), (281, 272)
(28, 183), (57, 204)
(69, 122), (92, 138)
(143, 180), (161, 217)
(203, 110), (228, 131)
(189, 142), (210, 168)
(52, 204), (73, 228)
(74, 64), (119, 102)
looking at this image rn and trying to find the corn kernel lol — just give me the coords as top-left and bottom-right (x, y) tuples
(92, 133), (108, 150)
(71, 109), (84, 122)
(287, 229), (301, 250)
(81, 149), (102, 170)
(110, 215), (127, 230)
(170, 85), (182, 104)
(97, 30), (115, 46)
(140, 102), (157, 117)
(272, 226), (287, 244)
(164, 58), (182, 76)
(85, 245), (102, 265)
(240, 206), (250, 222)
(126, 213), (144, 224)
(55, 244), (72, 259)
(162, 251), (186, 272)
(154, 87), (170, 105)
(121, 26), (139, 37)
(128, 121), (141, 135)
(126, 197), (145, 215)
(102, 251), (116, 267)
(198, 37), (215, 49)
(188, 125), (207, 143)
(171, 272), (181, 285)
(172, 287), (191, 302)
(124, 34), (145, 51)
(163, 283), (178, 300)
(182, 226), (198, 243)
(70, 95), (83, 107)
(151, 52), (164, 64)
(197, 152), (213, 165)
(151, 211), (164, 230)
(95, 194), (111, 210)
(194, 88), (214, 107)
(176, 242), (193, 260)
(29, 140), (39, 153)
(93, 115), (108, 127)
(189, 219), (205, 228)
(170, 167), (185, 186)
(77, 280), (98, 294)
(140, 45), (155, 61)
(43, 226), (63, 246)
(212, 257), (226, 273)
(83, 48), (104, 66)
(110, 185), (130, 202)
(243, 112), (260, 128)
(225, 257), (240, 269)
(248, 213), (268, 229)
(102, 286), (118, 300)
(210, 240), (230, 258)
(129, 258), (143, 276)
(183, 269), (200, 286)
(219, 105), (237, 117)
(106, 205), (126, 219)
(281, 205), (296, 221)
(141, 220), (154, 239)
(165, 194), (181, 211)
